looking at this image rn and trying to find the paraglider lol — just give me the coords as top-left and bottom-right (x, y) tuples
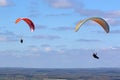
(75, 17), (110, 33)
(93, 53), (99, 59)
(15, 18), (35, 43)
(75, 17), (110, 59)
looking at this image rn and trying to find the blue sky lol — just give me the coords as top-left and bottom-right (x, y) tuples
(0, 0), (120, 68)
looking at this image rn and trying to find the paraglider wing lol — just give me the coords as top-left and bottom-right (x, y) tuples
(15, 18), (35, 32)
(75, 17), (109, 33)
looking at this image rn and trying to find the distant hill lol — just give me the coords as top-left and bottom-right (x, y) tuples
(0, 67), (120, 80)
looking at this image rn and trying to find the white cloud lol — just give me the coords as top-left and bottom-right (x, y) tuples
(0, 0), (13, 7)
(45, 0), (120, 27)
(44, 47), (52, 52)
(57, 49), (65, 54)
(100, 46), (120, 52)
(77, 39), (101, 42)
(45, 0), (120, 20)
(30, 47), (39, 52)
(32, 35), (61, 40)
(104, 18), (120, 26)
(0, 35), (16, 42)
(0, 0), (7, 6)
(27, 45), (40, 53)
(45, 0), (73, 8)
(107, 11), (120, 18)
(28, 1), (40, 18)
(0, 36), (7, 41)
(52, 26), (74, 31)
(52, 0), (72, 8)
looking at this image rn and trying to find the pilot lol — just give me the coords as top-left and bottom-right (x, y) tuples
(93, 53), (99, 59)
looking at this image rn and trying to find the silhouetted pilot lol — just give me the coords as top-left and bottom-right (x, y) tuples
(93, 53), (99, 59)
(20, 38), (23, 43)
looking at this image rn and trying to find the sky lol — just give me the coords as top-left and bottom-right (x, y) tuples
(0, 0), (120, 68)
